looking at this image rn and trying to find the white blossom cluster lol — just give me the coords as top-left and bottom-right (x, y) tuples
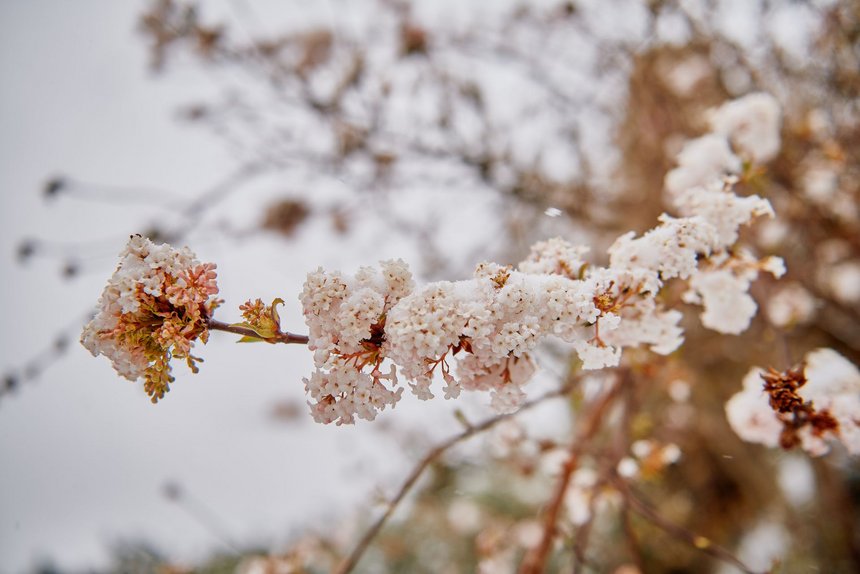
(708, 93), (782, 164)
(302, 238), (715, 424)
(300, 259), (414, 424)
(726, 349), (860, 456)
(293, 93), (787, 424)
(664, 92), (784, 334)
(301, 163), (781, 423)
(81, 235), (218, 386)
(665, 93), (781, 200)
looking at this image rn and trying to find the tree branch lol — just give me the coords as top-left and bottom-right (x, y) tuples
(613, 478), (765, 574)
(519, 372), (625, 574)
(333, 381), (577, 574)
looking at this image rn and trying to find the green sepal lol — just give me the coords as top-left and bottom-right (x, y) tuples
(229, 321), (276, 339)
(237, 335), (266, 343)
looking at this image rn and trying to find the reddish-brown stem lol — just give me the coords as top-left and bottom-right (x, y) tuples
(207, 318), (309, 345)
(518, 373), (624, 574)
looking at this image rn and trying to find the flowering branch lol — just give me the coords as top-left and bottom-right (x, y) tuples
(727, 348), (860, 455)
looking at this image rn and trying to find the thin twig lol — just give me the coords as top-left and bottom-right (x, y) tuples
(570, 484), (601, 574)
(208, 318), (309, 345)
(333, 381), (576, 574)
(621, 500), (646, 573)
(619, 369), (645, 572)
(612, 478), (765, 574)
(519, 373), (625, 574)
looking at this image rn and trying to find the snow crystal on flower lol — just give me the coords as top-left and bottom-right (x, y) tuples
(609, 214), (718, 292)
(670, 178), (774, 247)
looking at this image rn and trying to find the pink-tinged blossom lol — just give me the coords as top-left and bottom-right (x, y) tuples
(299, 101), (783, 422)
(299, 259), (414, 425)
(80, 235), (220, 402)
(300, 179), (773, 423)
(518, 237), (589, 279)
(684, 250), (784, 335)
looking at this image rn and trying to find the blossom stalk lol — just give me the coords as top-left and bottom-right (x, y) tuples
(207, 318), (309, 345)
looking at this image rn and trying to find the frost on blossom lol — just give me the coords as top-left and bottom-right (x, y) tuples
(80, 235), (220, 402)
(726, 349), (860, 456)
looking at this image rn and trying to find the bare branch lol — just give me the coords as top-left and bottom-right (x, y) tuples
(333, 381), (577, 574)
(519, 372), (626, 574)
(613, 477), (766, 574)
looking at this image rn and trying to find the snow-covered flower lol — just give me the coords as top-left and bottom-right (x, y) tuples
(299, 259), (414, 425)
(297, 93), (785, 423)
(664, 134), (741, 198)
(684, 250), (784, 335)
(708, 92), (782, 163)
(725, 368), (784, 449)
(726, 349), (860, 455)
(80, 235), (220, 402)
